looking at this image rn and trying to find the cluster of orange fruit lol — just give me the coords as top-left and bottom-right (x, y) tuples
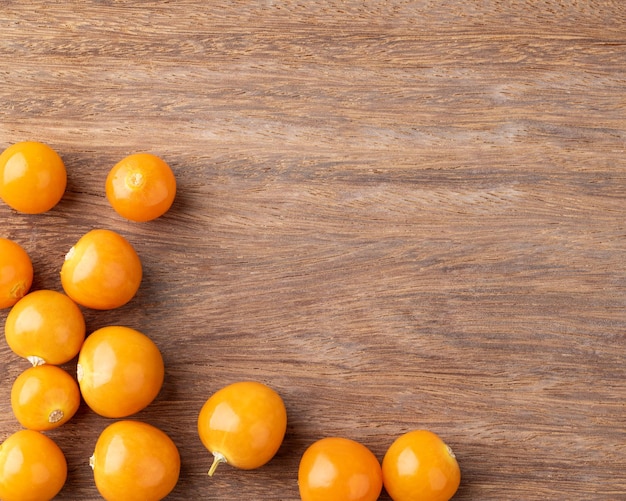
(0, 141), (181, 500)
(0, 140), (462, 501)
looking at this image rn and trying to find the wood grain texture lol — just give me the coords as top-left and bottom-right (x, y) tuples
(0, 1), (625, 499)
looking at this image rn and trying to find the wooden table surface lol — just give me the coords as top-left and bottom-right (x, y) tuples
(1, 1), (625, 500)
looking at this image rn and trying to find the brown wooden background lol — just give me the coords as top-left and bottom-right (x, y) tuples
(1, 1), (625, 499)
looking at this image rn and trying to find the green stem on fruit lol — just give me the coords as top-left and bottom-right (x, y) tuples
(208, 452), (226, 477)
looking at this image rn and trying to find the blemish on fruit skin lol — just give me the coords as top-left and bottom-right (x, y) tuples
(9, 280), (27, 300)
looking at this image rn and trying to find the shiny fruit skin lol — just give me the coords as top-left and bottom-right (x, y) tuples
(298, 437), (383, 501)
(382, 430), (460, 501)
(91, 420), (180, 501)
(4, 290), (85, 365)
(11, 364), (80, 431)
(0, 429), (67, 501)
(197, 381), (287, 475)
(106, 153), (176, 222)
(0, 141), (66, 214)
(77, 325), (164, 418)
(60, 228), (142, 310)
(0, 238), (33, 309)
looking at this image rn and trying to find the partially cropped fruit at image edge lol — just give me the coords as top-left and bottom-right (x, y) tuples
(91, 420), (180, 501)
(382, 429), (461, 501)
(60, 228), (143, 310)
(198, 380), (288, 476)
(298, 436), (383, 501)
(106, 152), (176, 222)
(0, 429), (67, 501)
(77, 325), (165, 418)
(0, 140), (67, 214)
(0, 237), (33, 309)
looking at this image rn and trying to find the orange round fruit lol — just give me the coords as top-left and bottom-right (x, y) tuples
(77, 325), (164, 418)
(0, 237), (33, 309)
(4, 289), (85, 365)
(382, 430), (460, 501)
(0, 141), (66, 213)
(60, 228), (142, 310)
(106, 153), (176, 222)
(298, 436), (383, 501)
(11, 364), (81, 431)
(0, 429), (67, 501)
(91, 420), (180, 501)
(198, 381), (287, 476)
